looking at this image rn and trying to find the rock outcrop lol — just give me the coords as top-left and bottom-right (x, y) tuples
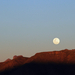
(4, 58), (11, 62)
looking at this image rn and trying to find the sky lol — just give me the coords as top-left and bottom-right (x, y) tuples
(0, 0), (75, 62)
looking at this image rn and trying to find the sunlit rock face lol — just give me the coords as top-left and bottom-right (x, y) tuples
(13, 55), (23, 59)
(25, 49), (75, 64)
(13, 55), (18, 59)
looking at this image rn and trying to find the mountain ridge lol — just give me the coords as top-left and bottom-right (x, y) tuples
(0, 49), (75, 75)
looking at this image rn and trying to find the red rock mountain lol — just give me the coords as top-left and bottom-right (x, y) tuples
(0, 55), (29, 72)
(25, 49), (75, 64)
(4, 58), (11, 62)
(0, 49), (75, 73)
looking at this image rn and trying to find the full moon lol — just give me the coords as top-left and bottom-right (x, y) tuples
(53, 38), (60, 45)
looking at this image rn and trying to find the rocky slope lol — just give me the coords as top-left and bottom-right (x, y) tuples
(0, 55), (29, 72)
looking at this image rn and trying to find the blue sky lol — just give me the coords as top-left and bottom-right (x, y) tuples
(0, 0), (75, 62)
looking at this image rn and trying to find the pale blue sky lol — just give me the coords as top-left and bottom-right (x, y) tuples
(0, 0), (75, 62)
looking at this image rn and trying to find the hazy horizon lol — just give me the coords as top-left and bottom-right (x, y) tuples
(0, 0), (75, 62)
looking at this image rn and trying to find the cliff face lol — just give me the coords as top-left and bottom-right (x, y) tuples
(0, 49), (75, 75)
(25, 49), (75, 64)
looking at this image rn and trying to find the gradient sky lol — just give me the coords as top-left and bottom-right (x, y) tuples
(0, 0), (75, 62)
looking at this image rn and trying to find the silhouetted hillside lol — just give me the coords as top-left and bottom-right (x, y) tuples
(0, 49), (75, 75)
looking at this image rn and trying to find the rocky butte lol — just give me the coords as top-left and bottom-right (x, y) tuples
(0, 49), (75, 75)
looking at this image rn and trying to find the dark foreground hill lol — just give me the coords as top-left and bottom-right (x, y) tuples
(0, 49), (75, 75)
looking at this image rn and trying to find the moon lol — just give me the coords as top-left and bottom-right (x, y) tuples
(53, 38), (60, 45)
